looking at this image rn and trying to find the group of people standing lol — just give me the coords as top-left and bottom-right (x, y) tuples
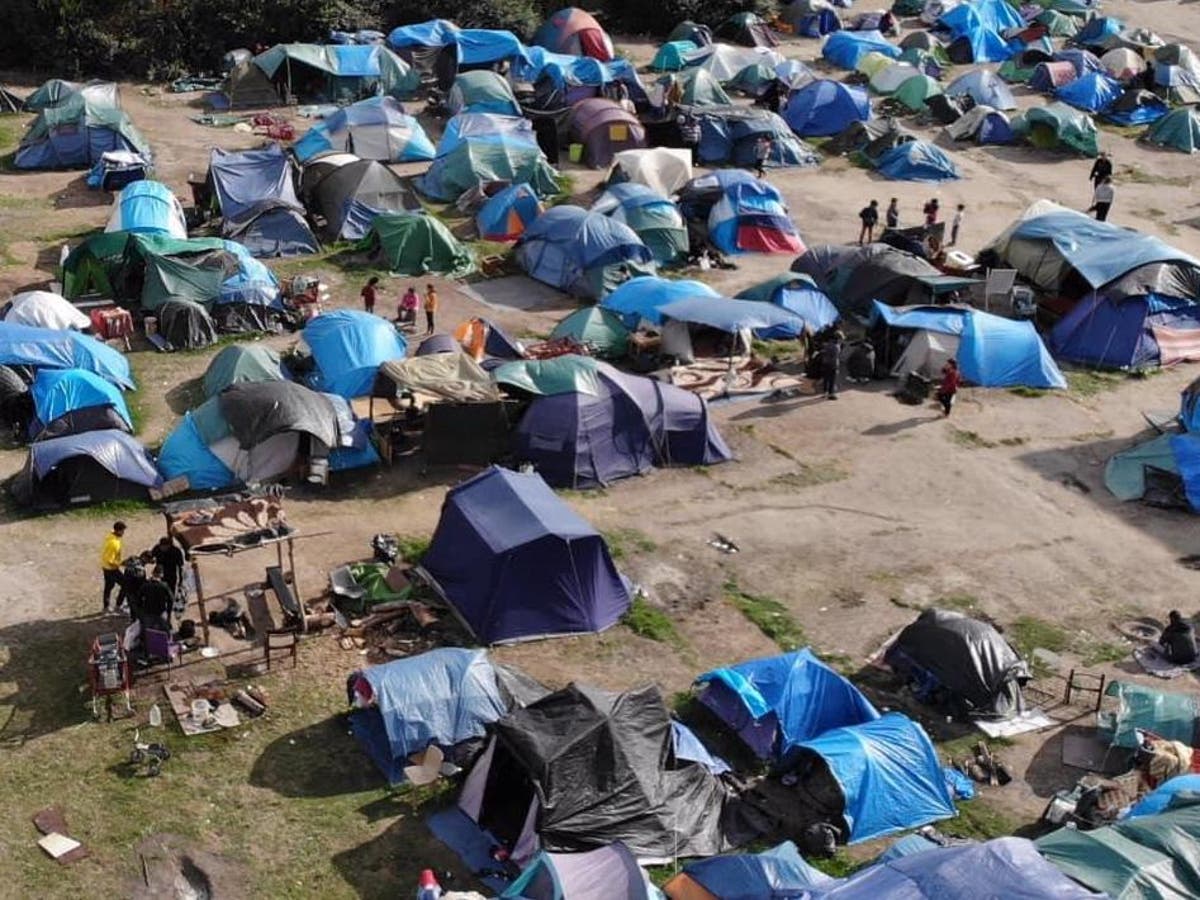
(857, 197), (965, 246)
(361, 277), (439, 334)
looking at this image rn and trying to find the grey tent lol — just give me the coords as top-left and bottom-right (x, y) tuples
(884, 608), (1031, 719)
(300, 154), (420, 240)
(11, 429), (161, 509)
(0, 85), (22, 114)
(219, 381), (339, 452)
(157, 299), (217, 350)
(823, 117), (912, 156)
(457, 683), (737, 861)
(222, 62), (280, 109)
(835, 244), (943, 316)
(202, 344), (287, 398)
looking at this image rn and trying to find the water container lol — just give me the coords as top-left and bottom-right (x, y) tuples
(149, 703), (162, 727)
(568, 143), (584, 163)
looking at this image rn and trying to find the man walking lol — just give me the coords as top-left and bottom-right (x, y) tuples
(423, 283), (438, 335)
(361, 276), (380, 314)
(100, 521), (126, 613)
(949, 203), (965, 246)
(936, 358), (961, 416)
(885, 197), (899, 229)
(820, 325), (844, 400)
(753, 134), (773, 178)
(151, 535), (185, 599)
(1089, 151), (1112, 188)
(858, 199), (879, 244)
(1088, 176), (1114, 222)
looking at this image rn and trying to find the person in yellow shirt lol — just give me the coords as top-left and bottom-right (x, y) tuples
(423, 283), (438, 335)
(100, 521), (126, 613)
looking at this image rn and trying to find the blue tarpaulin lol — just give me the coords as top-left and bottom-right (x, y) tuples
(672, 721), (731, 775)
(873, 141), (961, 182)
(155, 412), (237, 491)
(601, 277), (720, 327)
(421, 467), (631, 644)
(822, 31), (901, 69)
(1057, 71), (1123, 112)
(31, 368), (131, 431)
(302, 310), (407, 398)
(516, 206), (655, 300)
(0, 323), (133, 389)
(1172, 434), (1200, 512)
(386, 20), (522, 66)
(939, 0), (1023, 37)
(349, 649), (509, 783)
(673, 842), (833, 898)
(107, 180), (184, 237)
(28, 429), (161, 487)
(658, 296), (806, 332)
(795, 713), (956, 843)
(697, 649), (880, 760)
(1127, 775), (1200, 819)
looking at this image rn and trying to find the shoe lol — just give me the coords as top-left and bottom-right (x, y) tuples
(827, 394), (838, 400)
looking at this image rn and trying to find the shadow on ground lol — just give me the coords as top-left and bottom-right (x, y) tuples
(248, 713), (383, 798)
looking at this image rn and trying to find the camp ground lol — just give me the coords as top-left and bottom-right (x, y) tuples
(5, 0), (1200, 896)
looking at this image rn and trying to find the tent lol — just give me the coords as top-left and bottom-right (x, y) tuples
(516, 206), (656, 300)
(1054, 48), (1105, 77)
(252, 43), (419, 104)
(1052, 290), (1200, 370)
(348, 648), (535, 784)
(788, 713), (957, 843)
(0, 323), (132, 389)
(156, 299), (217, 350)
(601, 277), (720, 328)
(607, 149), (693, 200)
(1100, 47), (1144, 82)
(872, 141), (960, 182)
(657, 296), (806, 361)
(670, 69), (733, 107)
(377, 354), (500, 404)
(1038, 802), (1200, 898)
(885, 608), (1031, 719)
(456, 682), (732, 860)
(11, 430), (160, 509)
(869, 63), (920, 95)
(1099, 679), (1200, 748)
(945, 28), (1014, 65)
(4, 292), (89, 331)
(302, 310), (407, 398)
(502, 843), (657, 900)
(22, 78), (79, 111)
(784, 80), (871, 136)
(533, 8), (614, 61)
(568, 98), (645, 168)
(690, 45), (784, 85)
(735, 274), (839, 338)
(707, 177), (804, 255)
(525, 55), (649, 110)
(447, 71), (522, 118)
(292, 96), (435, 163)
(1183, 376), (1200, 433)
(696, 650), (879, 760)
(29, 368), (131, 441)
(1103, 89), (1167, 126)
(939, 0), (1023, 34)
(302, 156), (421, 241)
(714, 13), (778, 48)
(207, 144), (319, 257)
(418, 114), (560, 203)
(15, 82), (150, 171)
(786, 4), (844, 39)
(386, 20), (524, 69)
(1056, 71), (1122, 112)
(1016, 102), (1099, 156)
(664, 842), (830, 900)
(822, 31), (901, 70)
(496, 356), (732, 489)
(454, 317), (525, 362)
(945, 69), (1017, 110)
(1104, 433), (1187, 504)
(105, 181), (186, 239)
(85, 149), (150, 191)
(693, 107), (819, 169)
(1144, 107), (1200, 153)
(668, 22), (713, 47)
(591, 184), (688, 265)
(945, 105), (1014, 144)
(1029, 60), (1079, 92)
(221, 61), (280, 109)
(202, 344), (286, 398)
(814, 244), (941, 316)
(548, 308), (631, 358)
(477, 183), (544, 242)
(420, 466), (630, 643)
(651, 41), (698, 73)
(356, 212), (474, 277)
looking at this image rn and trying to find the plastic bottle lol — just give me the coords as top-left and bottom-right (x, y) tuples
(148, 703), (162, 727)
(415, 869), (442, 899)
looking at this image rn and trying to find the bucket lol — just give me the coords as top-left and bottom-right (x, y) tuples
(191, 699), (211, 722)
(568, 143), (584, 163)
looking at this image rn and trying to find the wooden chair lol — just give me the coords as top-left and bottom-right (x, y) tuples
(264, 629), (298, 671)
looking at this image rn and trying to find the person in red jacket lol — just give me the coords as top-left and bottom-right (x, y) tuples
(937, 358), (961, 416)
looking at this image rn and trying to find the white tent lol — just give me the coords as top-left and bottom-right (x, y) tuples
(891, 330), (960, 378)
(1100, 48), (1144, 81)
(5, 291), (90, 330)
(608, 148), (694, 198)
(871, 62), (920, 95)
(690, 44), (783, 83)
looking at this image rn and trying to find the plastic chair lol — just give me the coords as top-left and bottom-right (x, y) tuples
(984, 268), (1017, 311)
(143, 628), (181, 670)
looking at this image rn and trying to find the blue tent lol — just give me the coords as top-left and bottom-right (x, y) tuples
(1054, 48), (1105, 77)
(601, 277), (720, 327)
(293, 96), (435, 163)
(695, 108), (820, 169)
(516, 206), (655, 300)
(501, 843), (655, 900)
(939, 0), (1023, 38)
(155, 412), (237, 491)
(822, 31), (901, 69)
(736, 274), (839, 338)
(1172, 434), (1200, 511)
(349, 649), (510, 783)
(530, 55), (649, 108)
(1073, 16), (1124, 48)
(1183, 378), (1200, 432)
(793, 713), (956, 843)
(1127, 774), (1200, 819)
(1048, 297), (1200, 371)
(302, 310), (407, 398)
(420, 466), (631, 644)
(207, 144), (320, 257)
(107, 180), (185, 237)
(873, 141), (960, 182)
(946, 69), (1017, 110)
(1057, 71), (1122, 112)
(418, 113), (560, 202)
(707, 177), (805, 255)
(784, 80), (872, 136)
(476, 183), (543, 242)
(15, 429), (161, 507)
(668, 842), (832, 899)
(0, 323), (133, 389)
(696, 650), (880, 760)
(30, 368), (131, 437)
(386, 20), (523, 67)
(947, 27), (1015, 64)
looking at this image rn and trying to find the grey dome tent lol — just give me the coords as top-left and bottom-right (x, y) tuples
(884, 608), (1031, 718)
(11, 429), (161, 509)
(156, 299), (217, 350)
(300, 154), (420, 240)
(202, 344), (287, 398)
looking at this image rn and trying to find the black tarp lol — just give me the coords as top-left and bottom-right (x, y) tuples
(884, 608), (1030, 718)
(823, 117), (910, 156)
(158, 298), (217, 350)
(837, 244), (943, 317)
(217, 381), (339, 450)
(480, 683), (738, 859)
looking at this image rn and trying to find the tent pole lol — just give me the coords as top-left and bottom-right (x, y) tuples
(287, 536), (305, 634)
(193, 558), (210, 647)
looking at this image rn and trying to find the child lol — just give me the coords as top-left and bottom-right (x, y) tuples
(361, 276), (380, 314)
(937, 358), (961, 416)
(950, 204), (965, 246)
(398, 285), (418, 325)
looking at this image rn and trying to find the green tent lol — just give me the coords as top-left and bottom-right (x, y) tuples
(1144, 107), (1200, 153)
(1038, 802), (1200, 898)
(736, 272), (821, 304)
(447, 70), (520, 116)
(357, 212), (475, 277)
(493, 355), (605, 396)
(253, 43), (419, 103)
(726, 63), (776, 98)
(672, 68), (732, 107)
(899, 45), (950, 70)
(203, 344), (287, 398)
(651, 41), (698, 72)
(61, 231), (127, 299)
(1035, 9), (1080, 37)
(893, 74), (944, 112)
(1017, 103), (1099, 156)
(549, 307), (630, 358)
(1098, 680), (1199, 748)
(998, 58), (1039, 84)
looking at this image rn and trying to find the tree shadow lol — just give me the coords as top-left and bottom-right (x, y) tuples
(248, 713), (385, 798)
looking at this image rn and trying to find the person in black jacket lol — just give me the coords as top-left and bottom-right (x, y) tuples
(1159, 611), (1198, 664)
(1089, 151), (1112, 188)
(858, 200), (879, 244)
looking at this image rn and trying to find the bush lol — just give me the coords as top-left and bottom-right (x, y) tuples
(382, 0), (550, 39)
(600, 0), (778, 37)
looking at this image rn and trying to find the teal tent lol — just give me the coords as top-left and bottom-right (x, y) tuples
(651, 40), (698, 72)
(549, 307), (630, 358)
(1144, 106), (1200, 153)
(253, 43), (419, 103)
(1015, 103), (1099, 156)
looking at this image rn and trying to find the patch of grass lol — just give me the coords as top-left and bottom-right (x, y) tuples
(1065, 368), (1125, 397)
(465, 239), (514, 261)
(394, 534), (431, 563)
(1082, 641), (1129, 667)
(603, 526), (657, 561)
(751, 338), (805, 358)
(1121, 165), (1190, 187)
(939, 796), (1020, 841)
(939, 593), (979, 612)
(62, 498), (152, 520)
(810, 852), (864, 878)
(1008, 615), (1071, 657)
(622, 595), (685, 648)
(939, 734), (1015, 762)
(767, 460), (850, 490)
(549, 172), (578, 206)
(724, 580), (806, 651)
(997, 436), (1028, 447)
(1008, 386), (1047, 398)
(949, 428), (996, 449)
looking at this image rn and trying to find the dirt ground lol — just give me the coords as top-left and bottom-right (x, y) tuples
(1, 3), (1200, 894)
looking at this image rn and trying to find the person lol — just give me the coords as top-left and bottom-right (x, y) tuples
(820, 325), (844, 399)
(151, 536), (185, 597)
(423, 283), (438, 335)
(398, 285), (419, 325)
(753, 135), (773, 178)
(615, 81), (635, 115)
(760, 78), (783, 114)
(1159, 611), (1198, 664)
(666, 75), (684, 113)
(886, 197), (899, 229)
(1089, 151), (1112, 188)
(678, 113), (701, 165)
(950, 203), (965, 246)
(1088, 176), (1114, 222)
(879, 9), (899, 35)
(100, 521), (126, 613)
(858, 199), (879, 244)
(361, 276), (380, 314)
(936, 358), (961, 416)
(923, 198), (940, 226)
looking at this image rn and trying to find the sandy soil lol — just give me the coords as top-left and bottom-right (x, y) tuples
(0, 4), (1199, 891)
